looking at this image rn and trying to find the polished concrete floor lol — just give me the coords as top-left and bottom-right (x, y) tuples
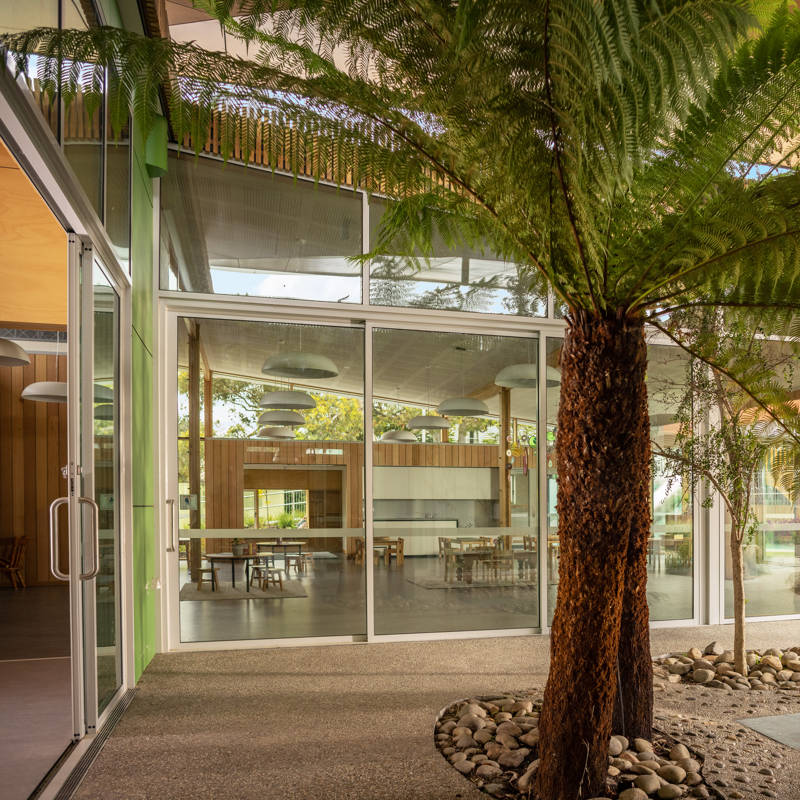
(0, 585), (73, 800)
(73, 619), (800, 800)
(180, 554), (695, 643)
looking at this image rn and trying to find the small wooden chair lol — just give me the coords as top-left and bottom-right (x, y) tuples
(0, 538), (26, 589)
(386, 538), (404, 565)
(285, 554), (304, 574)
(301, 552), (315, 572)
(252, 564), (284, 591)
(197, 566), (219, 591)
(354, 538), (365, 565)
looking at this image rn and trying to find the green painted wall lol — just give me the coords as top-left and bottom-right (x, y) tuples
(130, 118), (157, 680)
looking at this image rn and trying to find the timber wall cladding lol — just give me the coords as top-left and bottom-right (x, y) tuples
(202, 438), (500, 555)
(0, 354), (68, 586)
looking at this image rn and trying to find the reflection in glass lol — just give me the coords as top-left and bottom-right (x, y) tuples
(105, 119), (131, 273)
(545, 339), (694, 624)
(91, 263), (122, 712)
(372, 328), (539, 634)
(724, 463), (800, 617)
(369, 199), (547, 316)
(176, 318), (365, 642)
(161, 155), (362, 301)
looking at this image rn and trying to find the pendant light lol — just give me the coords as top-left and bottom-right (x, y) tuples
(258, 409), (305, 427)
(438, 343), (489, 417)
(495, 365), (561, 388)
(437, 397), (488, 417)
(259, 390), (316, 410)
(408, 364), (450, 430)
(257, 426), (295, 440)
(408, 414), (450, 430)
(21, 381), (67, 403)
(262, 351), (338, 380)
(381, 429), (417, 442)
(94, 402), (115, 421)
(0, 337), (30, 367)
(22, 382), (115, 404)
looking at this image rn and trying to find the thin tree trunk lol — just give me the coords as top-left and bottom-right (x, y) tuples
(537, 312), (651, 800)
(731, 533), (747, 675)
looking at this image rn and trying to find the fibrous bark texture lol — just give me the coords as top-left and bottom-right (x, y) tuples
(537, 312), (651, 800)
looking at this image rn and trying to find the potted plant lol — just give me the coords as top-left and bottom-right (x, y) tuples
(231, 537), (248, 556)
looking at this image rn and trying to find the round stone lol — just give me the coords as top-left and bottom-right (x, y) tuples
(454, 760), (475, 775)
(657, 785), (683, 800)
(475, 764), (502, 779)
(634, 738), (653, 752)
(669, 744), (691, 761)
(619, 790), (648, 800)
(658, 765), (687, 783)
(692, 669), (715, 684)
(634, 774), (661, 794)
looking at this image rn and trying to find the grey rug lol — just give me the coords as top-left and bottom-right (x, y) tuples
(406, 577), (537, 590)
(180, 581), (307, 601)
(739, 713), (800, 749)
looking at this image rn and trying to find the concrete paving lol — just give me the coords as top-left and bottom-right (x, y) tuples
(73, 620), (800, 800)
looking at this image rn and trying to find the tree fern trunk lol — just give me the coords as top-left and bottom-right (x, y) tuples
(537, 312), (650, 800)
(612, 475), (653, 740)
(731, 535), (747, 675)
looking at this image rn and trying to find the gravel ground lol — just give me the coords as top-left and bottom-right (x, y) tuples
(71, 620), (800, 800)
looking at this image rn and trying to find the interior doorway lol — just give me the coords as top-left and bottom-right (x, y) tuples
(0, 136), (74, 799)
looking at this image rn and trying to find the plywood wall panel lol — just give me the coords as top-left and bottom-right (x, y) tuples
(0, 354), (69, 586)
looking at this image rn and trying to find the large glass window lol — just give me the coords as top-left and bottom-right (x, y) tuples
(545, 338), (693, 624)
(724, 468), (800, 618)
(369, 199), (547, 316)
(176, 317), (365, 642)
(161, 155), (363, 301)
(372, 328), (539, 634)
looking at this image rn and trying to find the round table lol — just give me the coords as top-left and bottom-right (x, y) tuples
(203, 552), (257, 591)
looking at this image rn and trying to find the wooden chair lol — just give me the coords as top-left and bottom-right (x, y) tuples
(301, 552), (315, 572)
(251, 565), (284, 591)
(441, 540), (459, 583)
(197, 566), (219, 592)
(373, 545), (389, 566)
(354, 538), (365, 566)
(0, 538), (26, 589)
(384, 538), (404, 565)
(285, 554), (304, 574)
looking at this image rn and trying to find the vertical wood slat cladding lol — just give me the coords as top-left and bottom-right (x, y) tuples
(202, 439), (502, 557)
(0, 354), (69, 586)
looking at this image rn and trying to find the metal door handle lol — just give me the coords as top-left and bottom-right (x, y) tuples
(78, 496), (100, 580)
(49, 497), (70, 581)
(166, 498), (176, 552)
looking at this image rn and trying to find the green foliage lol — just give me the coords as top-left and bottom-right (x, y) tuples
(8, 0), (800, 330)
(659, 306), (800, 545)
(276, 511), (296, 528)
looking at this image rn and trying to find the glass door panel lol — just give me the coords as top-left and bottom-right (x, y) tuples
(174, 317), (366, 643)
(79, 256), (122, 723)
(371, 328), (540, 634)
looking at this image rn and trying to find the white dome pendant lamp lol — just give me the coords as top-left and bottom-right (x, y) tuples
(257, 426), (295, 440)
(0, 337), (31, 367)
(259, 390), (316, 410)
(262, 352), (338, 380)
(258, 409), (305, 427)
(380, 429), (417, 442)
(438, 343), (488, 417)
